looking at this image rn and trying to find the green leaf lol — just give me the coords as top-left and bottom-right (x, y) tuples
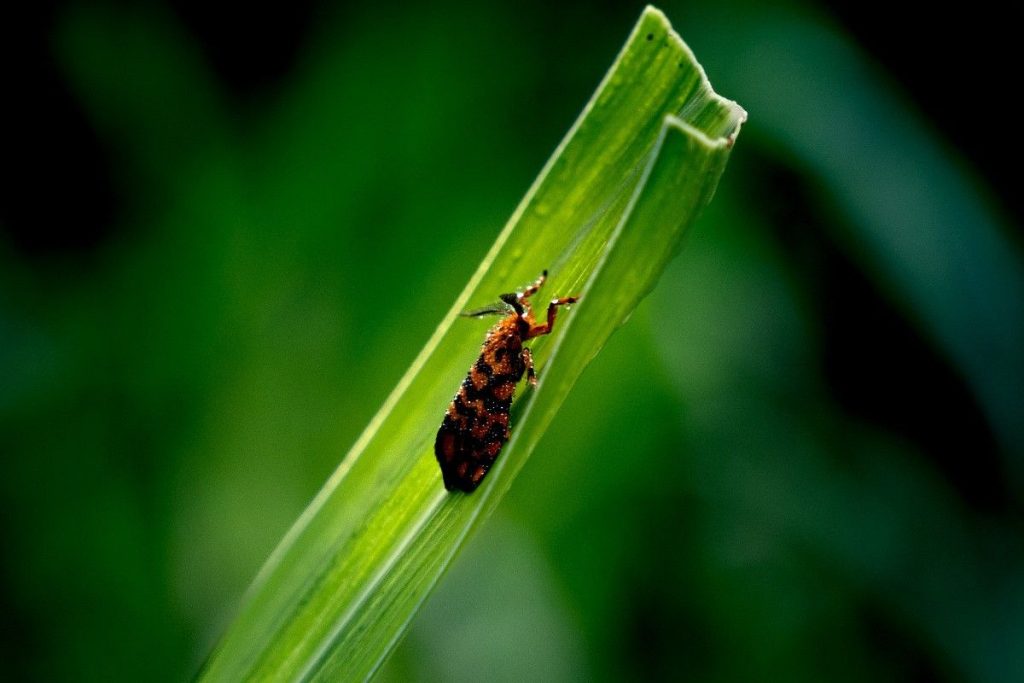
(198, 6), (745, 680)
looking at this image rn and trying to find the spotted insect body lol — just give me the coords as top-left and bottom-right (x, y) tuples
(434, 270), (578, 492)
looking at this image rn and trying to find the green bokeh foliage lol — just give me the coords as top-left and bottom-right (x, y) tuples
(1, 1), (1022, 682)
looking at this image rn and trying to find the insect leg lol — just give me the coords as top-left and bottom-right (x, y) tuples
(528, 296), (579, 337)
(522, 347), (537, 386)
(520, 270), (548, 300)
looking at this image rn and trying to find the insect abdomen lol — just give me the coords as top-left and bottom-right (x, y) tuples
(435, 326), (524, 492)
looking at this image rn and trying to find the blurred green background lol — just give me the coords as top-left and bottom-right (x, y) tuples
(3, 1), (1022, 681)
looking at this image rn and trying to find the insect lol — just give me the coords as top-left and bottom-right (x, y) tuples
(434, 270), (579, 492)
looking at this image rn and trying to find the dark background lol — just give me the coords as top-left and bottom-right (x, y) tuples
(2, 1), (1021, 681)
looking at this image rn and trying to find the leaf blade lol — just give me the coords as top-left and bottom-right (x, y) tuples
(198, 7), (744, 681)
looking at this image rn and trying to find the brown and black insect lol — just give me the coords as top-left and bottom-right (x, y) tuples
(434, 270), (579, 492)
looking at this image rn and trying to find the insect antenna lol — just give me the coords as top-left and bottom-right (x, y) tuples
(459, 302), (511, 318)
